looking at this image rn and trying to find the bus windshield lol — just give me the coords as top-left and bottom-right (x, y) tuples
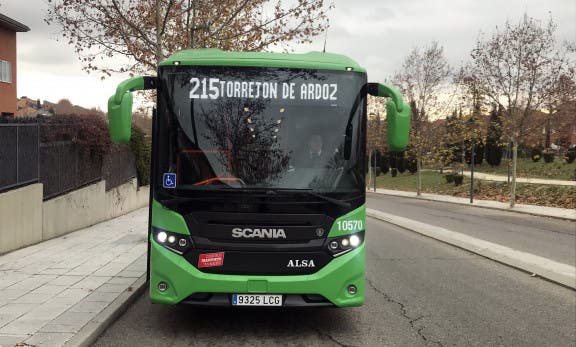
(157, 66), (366, 194)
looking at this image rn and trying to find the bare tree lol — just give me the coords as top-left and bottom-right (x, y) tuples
(392, 41), (451, 195)
(45, 0), (332, 77)
(464, 14), (575, 206)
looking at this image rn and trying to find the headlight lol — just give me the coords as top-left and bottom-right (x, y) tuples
(153, 228), (192, 255)
(326, 232), (364, 257)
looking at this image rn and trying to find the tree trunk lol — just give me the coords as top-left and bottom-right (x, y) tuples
(510, 140), (517, 208)
(155, 0), (163, 64)
(545, 117), (551, 148)
(416, 157), (421, 196)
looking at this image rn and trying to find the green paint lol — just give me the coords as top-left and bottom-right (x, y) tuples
(149, 240), (365, 307)
(151, 199), (190, 235)
(328, 204), (366, 237)
(107, 76), (145, 144)
(368, 83), (411, 151)
(160, 48), (367, 72)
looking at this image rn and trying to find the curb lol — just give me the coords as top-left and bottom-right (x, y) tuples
(367, 208), (576, 290)
(367, 190), (576, 221)
(64, 275), (148, 347)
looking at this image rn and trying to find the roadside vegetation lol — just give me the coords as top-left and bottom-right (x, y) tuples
(467, 158), (575, 181)
(372, 171), (575, 209)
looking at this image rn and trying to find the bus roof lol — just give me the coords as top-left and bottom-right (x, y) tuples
(160, 48), (366, 72)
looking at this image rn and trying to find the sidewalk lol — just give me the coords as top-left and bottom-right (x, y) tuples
(0, 208), (149, 347)
(462, 171), (576, 186)
(369, 188), (576, 220)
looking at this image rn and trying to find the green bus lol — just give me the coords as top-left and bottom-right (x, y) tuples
(107, 48), (410, 307)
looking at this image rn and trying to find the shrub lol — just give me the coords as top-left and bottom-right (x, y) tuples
(531, 147), (543, 162)
(380, 156), (390, 175)
(542, 149), (555, 163)
(407, 157), (418, 174)
(39, 114), (112, 156)
(391, 168), (398, 177)
(130, 125), (151, 186)
(397, 158), (407, 174)
(565, 148), (576, 164)
(453, 174), (464, 186)
(445, 173), (455, 183)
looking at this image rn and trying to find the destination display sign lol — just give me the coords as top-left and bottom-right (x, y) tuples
(189, 77), (339, 102)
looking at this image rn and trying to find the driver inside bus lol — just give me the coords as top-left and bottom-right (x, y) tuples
(296, 134), (327, 168)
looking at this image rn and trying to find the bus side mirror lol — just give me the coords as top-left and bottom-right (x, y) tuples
(107, 92), (133, 144)
(386, 99), (410, 151)
(107, 76), (156, 144)
(367, 83), (411, 151)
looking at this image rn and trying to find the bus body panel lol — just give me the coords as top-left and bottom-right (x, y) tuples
(149, 237), (365, 307)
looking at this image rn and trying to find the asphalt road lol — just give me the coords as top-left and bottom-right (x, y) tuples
(367, 193), (576, 266)
(93, 217), (576, 347)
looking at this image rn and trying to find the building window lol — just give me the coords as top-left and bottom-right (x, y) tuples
(0, 60), (12, 83)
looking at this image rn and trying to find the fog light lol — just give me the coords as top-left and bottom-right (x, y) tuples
(329, 241), (339, 250)
(178, 238), (187, 247)
(167, 235), (176, 244)
(158, 282), (168, 292)
(349, 235), (360, 247)
(347, 285), (357, 295)
(157, 232), (168, 243)
(341, 238), (350, 247)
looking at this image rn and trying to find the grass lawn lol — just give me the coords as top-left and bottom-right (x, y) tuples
(372, 170), (576, 209)
(466, 158), (576, 180)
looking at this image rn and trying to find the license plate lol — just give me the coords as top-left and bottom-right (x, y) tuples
(232, 294), (282, 306)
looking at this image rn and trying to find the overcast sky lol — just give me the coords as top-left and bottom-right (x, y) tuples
(1, 0), (574, 111)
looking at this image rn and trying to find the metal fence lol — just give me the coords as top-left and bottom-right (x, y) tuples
(102, 144), (137, 191)
(40, 141), (103, 200)
(0, 124), (40, 191)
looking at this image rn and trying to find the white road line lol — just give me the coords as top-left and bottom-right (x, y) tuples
(367, 208), (576, 289)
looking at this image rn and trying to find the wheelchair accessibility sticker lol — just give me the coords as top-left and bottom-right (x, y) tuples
(163, 173), (177, 188)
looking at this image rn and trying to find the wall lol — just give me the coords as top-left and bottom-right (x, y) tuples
(0, 179), (149, 255)
(0, 184), (42, 254)
(0, 26), (16, 115)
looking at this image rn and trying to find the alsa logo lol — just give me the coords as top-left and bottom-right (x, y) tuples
(287, 259), (316, 268)
(232, 228), (287, 239)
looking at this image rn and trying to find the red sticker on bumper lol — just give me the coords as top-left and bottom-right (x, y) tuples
(198, 252), (225, 268)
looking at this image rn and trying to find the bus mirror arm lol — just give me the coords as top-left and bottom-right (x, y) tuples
(343, 123), (353, 160)
(107, 76), (157, 144)
(367, 83), (411, 152)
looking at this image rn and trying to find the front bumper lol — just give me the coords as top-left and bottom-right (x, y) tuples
(149, 240), (365, 307)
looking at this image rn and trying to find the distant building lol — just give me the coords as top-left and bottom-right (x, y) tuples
(0, 13), (29, 116)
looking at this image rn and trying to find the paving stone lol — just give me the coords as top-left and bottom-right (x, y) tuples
(116, 270), (143, 278)
(19, 301), (74, 321)
(0, 303), (37, 316)
(31, 285), (68, 295)
(71, 276), (111, 290)
(0, 289), (27, 300)
(68, 300), (109, 314)
(38, 323), (80, 333)
(0, 318), (48, 335)
(41, 268), (71, 276)
(49, 275), (84, 286)
(96, 283), (129, 293)
(24, 332), (74, 347)
(50, 311), (94, 327)
(0, 313), (18, 329)
(55, 288), (92, 300)
(83, 291), (121, 302)
(0, 334), (27, 346)
(13, 293), (55, 305)
(107, 277), (138, 285)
